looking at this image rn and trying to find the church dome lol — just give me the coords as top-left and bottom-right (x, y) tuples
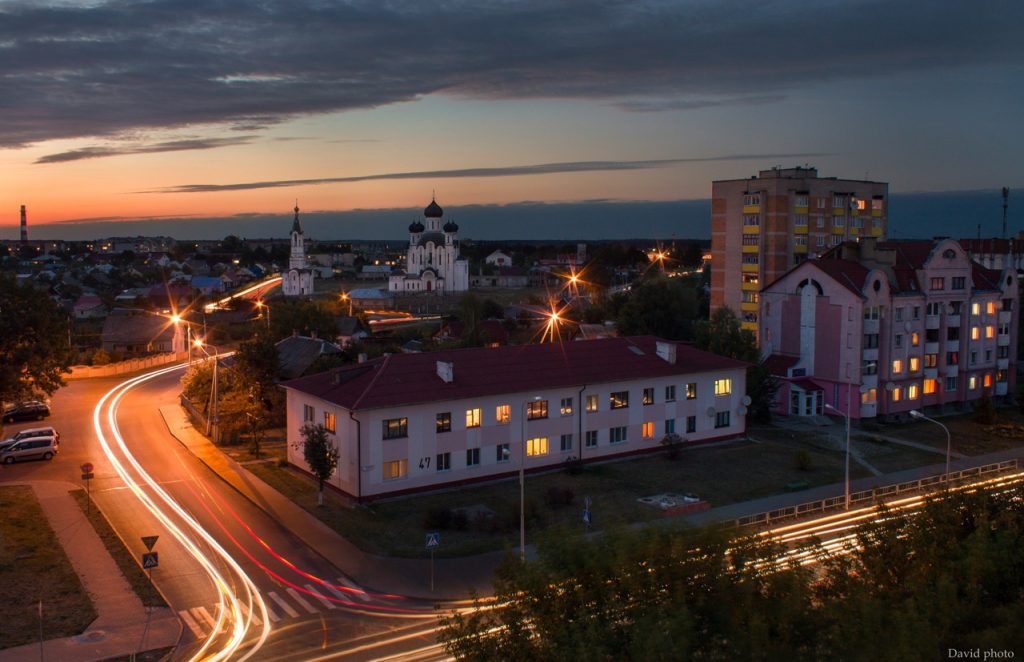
(443, 220), (459, 233)
(408, 220), (424, 233)
(424, 199), (444, 218)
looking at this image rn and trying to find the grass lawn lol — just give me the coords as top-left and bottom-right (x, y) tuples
(0, 486), (97, 649)
(70, 489), (166, 608)
(863, 407), (1024, 457)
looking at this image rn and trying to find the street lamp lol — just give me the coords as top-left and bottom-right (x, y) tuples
(823, 402), (852, 510)
(255, 299), (270, 329)
(340, 292), (352, 317)
(909, 409), (952, 485)
(519, 395), (542, 561)
(194, 338), (220, 444)
(170, 314), (193, 365)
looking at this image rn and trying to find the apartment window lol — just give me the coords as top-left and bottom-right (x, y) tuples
(816, 216), (825, 228)
(926, 328), (940, 343)
(560, 434), (573, 452)
(741, 234), (760, 246)
(436, 452), (451, 471)
(872, 197), (884, 211)
(466, 448), (480, 467)
(526, 437), (549, 456)
(864, 306), (880, 320)
(892, 359), (903, 374)
(908, 383), (919, 400)
(742, 291), (759, 304)
(946, 376), (958, 391)
(303, 404), (315, 423)
(895, 334), (903, 348)
(585, 430), (598, 447)
(436, 412), (451, 433)
(642, 422), (654, 439)
(891, 387), (902, 402)
(969, 375), (977, 390)
(911, 332), (920, 347)
(382, 417), (406, 439)
(997, 370), (1007, 383)
(927, 302), (943, 317)
(466, 408), (481, 428)
(952, 276), (965, 290)
(610, 391), (629, 409)
(665, 419), (675, 434)
(864, 333), (879, 349)
(895, 307), (903, 322)
(743, 214), (760, 227)
(913, 306), (921, 320)
(930, 277), (944, 291)
(1003, 298), (1014, 311)
(741, 273), (759, 287)
(863, 360), (878, 375)
(323, 412), (336, 434)
(987, 301), (996, 315)
(715, 411), (731, 429)
(609, 426), (628, 444)
(714, 379), (732, 396)
(984, 373), (993, 388)
(794, 214), (808, 226)
(861, 388), (877, 404)
(947, 351), (959, 365)
(985, 349), (992, 362)
(496, 443), (510, 463)
(971, 326), (980, 341)
(560, 398), (573, 416)
(686, 416), (697, 433)
(795, 195), (809, 207)
(923, 379), (937, 395)
(744, 193), (760, 206)
(971, 351), (978, 364)
(526, 400), (548, 420)
(741, 254), (760, 265)
(816, 235), (826, 247)
(948, 327), (960, 341)
(971, 302), (981, 316)
(949, 301), (963, 315)
(986, 325), (995, 339)
(382, 459), (407, 481)
(999, 323), (1010, 336)
(642, 388), (654, 405)
(924, 353), (938, 368)
(909, 357), (920, 372)
(583, 395), (599, 413)
(496, 404), (510, 424)
(665, 385), (676, 402)
(999, 345), (1010, 358)
(833, 216), (845, 228)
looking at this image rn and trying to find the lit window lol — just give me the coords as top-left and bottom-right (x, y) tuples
(984, 373), (992, 388)
(925, 354), (937, 368)
(891, 387), (902, 402)
(909, 357), (920, 372)
(930, 277), (944, 291)
(323, 412), (336, 434)
(686, 383), (697, 399)
(908, 384), (919, 399)
(560, 398), (573, 416)
(466, 408), (481, 428)
(526, 400), (548, 420)
(714, 379), (732, 396)
(987, 301), (996, 315)
(642, 422), (654, 439)
(610, 391), (629, 409)
(971, 302), (980, 316)
(665, 385), (676, 402)
(609, 426), (628, 443)
(911, 332), (919, 346)
(495, 405), (510, 424)
(969, 376), (977, 390)
(303, 404), (315, 422)
(642, 388), (654, 405)
(971, 326), (980, 340)
(382, 417), (406, 439)
(891, 359), (903, 374)
(436, 412), (451, 433)
(585, 394), (598, 412)
(923, 379), (937, 395)
(526, 437), (549, 456)
(986, 325), (995, 339)
(382, 459), (407, 481)
(861, 388), (877, 404)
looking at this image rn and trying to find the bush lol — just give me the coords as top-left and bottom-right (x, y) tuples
(544, 487), (575, 510)
(563, 455), (584, 475)
(974, 391), (997, 425)
(451, 509), (469, 531)
(92, 347), (112, 366)
(660, 433), (684, 460)
(793, 450), (813, 472)
(423, 508), (453, 530)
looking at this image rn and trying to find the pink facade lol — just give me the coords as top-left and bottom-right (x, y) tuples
(761, 238), (1018, 420)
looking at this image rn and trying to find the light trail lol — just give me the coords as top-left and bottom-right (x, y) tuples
(204, 276), (282, 312)
(94, 364), (272, 660)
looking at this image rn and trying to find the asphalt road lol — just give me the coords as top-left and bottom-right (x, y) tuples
(3, 372), (448, 661)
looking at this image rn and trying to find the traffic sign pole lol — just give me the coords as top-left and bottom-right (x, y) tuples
(81, 463), (95, 516)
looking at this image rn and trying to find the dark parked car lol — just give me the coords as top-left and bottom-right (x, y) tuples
(2, 401), (50, 423)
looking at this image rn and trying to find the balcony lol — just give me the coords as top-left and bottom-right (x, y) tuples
(860, 403), (877, 419)
(741, 244), (759, 253)
(862, 348), (879, 362)
(924, 368), (938, 380)
(740, 320), (757, 332)
(925, 315), (941, 330)
(945, 364), (959, 377)
(872, 209), (882, 217)
(794, 205), (809, 214)
(741, 263), (759, 273)
(741, 281), (759, 292)
(740, 302), (758, 313)
(849, 227), (859, 236)
(998, 334), (1011, 346)
(743, 204), (760, 214)
(946, 340), (961, 353)
(794, 244), (808, 254)
(999, 310), (1013, 324)
(831, 225), (846, 234)
(742, 224), (760, 234)
(863, 319), (879, 334)
(871, 226), (883, 236)
(924, 342), (939, 355)
(998, 358), (1010, 370)
(996, 382), (1009, 396)
(946, 314), (961, 327)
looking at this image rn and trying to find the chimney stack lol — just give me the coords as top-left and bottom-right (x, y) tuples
(436, 360), (454, 383)
(19, 205), (27, 244)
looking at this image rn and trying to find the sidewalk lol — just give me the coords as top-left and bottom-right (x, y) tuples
(0, 481), (180, 662)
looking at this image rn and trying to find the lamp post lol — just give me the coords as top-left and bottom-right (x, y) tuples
(519, 395), (542, 561)
(909, 410), (952, 485)
(170, 314), (193, 365)
(256, 299), (270, 329)
(340, 292), (352, 317)
(824, 402), (852, 510)
(194, 339), (220, 444)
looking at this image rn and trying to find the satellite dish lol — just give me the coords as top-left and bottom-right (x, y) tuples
(741, 395), (752, 406)
(885, 382), (895, 392)
(737, 406), (748, 416)
(706, 406), (717, 418)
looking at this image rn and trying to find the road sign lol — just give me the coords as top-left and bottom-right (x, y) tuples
(81, 472), (94, 480)
(425, 532), (440, 550)
(80, 462), (93, 474)
(582, 509), (591, 524)
(141, 552), (159, 569)
(141, 535), (159, 551)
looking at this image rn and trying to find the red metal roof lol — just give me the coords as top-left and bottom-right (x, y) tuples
(764, 354), (799, 376)
(807, 258), (870, 296)
(281, 336), (749, 411)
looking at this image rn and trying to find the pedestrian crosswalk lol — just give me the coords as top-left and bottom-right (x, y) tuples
(178, 577), (374, 638)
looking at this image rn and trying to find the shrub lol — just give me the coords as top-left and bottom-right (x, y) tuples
(660, 433), (685, 460)
(974, 391), (997, 425)
(793, 450), (813, 472)
(451, 509), (469, 531)
(544, 487), (575, 510)
(423, 508), (453, 530)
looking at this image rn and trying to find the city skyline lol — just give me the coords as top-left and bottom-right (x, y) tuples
(2, 1), (1022, 236)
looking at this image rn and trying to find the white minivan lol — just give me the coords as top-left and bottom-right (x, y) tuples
(0, 437), (59, 463)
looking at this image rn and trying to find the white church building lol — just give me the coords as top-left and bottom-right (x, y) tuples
(282, 204), (315, 297)
(389, 198), (469, 294)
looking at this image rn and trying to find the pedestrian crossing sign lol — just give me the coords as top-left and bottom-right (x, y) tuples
(425, 532), (440, 549)
(142, 552), (159, 569)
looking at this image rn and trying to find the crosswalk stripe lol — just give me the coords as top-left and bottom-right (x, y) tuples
(267, 591), (300, 618)
(179, 610), (205, 638)
(286, 587), (319, 614)
(337, 576), (372, 602)
(194, 606), (218, 631)
(322, 582), (355, 605)
(305, 584), (337, 610)
(238, 601), (264, 626)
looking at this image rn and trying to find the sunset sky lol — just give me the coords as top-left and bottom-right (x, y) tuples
(2, 0), (1022, 239)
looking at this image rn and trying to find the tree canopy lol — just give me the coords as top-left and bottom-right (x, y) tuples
(299, 423), (338, 507)
(0, 273), (72, 405)
(614, 274), (699, 341)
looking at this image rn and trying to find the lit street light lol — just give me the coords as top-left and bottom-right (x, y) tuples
(340, 292), (352, 316)
(255, 299), (270, 329)
(823, 402), (852, 510)
(519, 395), (542, 561)
(909, 409), (952, 485)
(194, 338), (221, 444)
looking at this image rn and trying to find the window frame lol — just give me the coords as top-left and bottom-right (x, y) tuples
(382, 417), (407, 440)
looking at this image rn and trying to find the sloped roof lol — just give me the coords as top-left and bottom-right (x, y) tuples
(764, 354), (799, 377)
(282, 336), (748, 412)
(275, 335), (344, 380)
(807, 258), (870, 296)
(101, 308), (174, 345)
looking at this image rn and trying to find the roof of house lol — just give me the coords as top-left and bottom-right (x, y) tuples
(281, 335), (748, 411)
(101, 308), (175, 345)
(764, 354), (800, 376)
(275, 335), (344, 380)
(348, 288), (392, 299)
(437, 319), (509, 345)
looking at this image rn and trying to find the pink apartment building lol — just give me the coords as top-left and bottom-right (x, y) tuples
(281, 336), (748, 500)
(760, 237), (1018, 420)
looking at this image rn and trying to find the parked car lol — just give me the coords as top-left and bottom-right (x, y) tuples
(2, 401), (50, 423)
(1, 426), (60, 446)
(1, 437), (59, 463)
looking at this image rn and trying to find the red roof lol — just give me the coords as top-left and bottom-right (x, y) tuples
(282, 336), (749, 411)
(764, 354), (799, 376)
(807, 258), (870, 296)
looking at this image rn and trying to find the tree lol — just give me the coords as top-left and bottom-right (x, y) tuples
(695, 307), (779, 422)
(269, 299), (339, 342)
(0, 273), (72, 406)
(614, 274), (699, 341)
(299, 423), (338, 507)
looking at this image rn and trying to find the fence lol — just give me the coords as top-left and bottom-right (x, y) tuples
(734, 459), (1020, 529)
(64, 351), (189, 380)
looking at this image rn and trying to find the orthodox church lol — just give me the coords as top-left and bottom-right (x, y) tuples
(282, 204), (315, 297)
(388, 197), (469, 294)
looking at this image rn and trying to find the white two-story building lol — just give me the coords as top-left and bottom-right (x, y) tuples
(281, 336), (748, 500)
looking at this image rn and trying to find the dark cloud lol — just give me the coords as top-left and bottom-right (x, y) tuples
(1, 1), (1020, 148)
(34, 136), (257, 163)
(152, 153), (831, 193)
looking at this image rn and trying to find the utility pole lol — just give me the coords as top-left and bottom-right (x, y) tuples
(1002, 187), (1009, 240)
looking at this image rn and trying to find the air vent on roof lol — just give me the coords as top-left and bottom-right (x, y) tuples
(437, 360), (454, 384)
(628, 346), (645, 356)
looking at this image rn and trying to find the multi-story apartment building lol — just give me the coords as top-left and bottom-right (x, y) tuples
(281, 336), (748, 500)
(760, 237), (1018, 420)
(711, 166), (888, 334)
